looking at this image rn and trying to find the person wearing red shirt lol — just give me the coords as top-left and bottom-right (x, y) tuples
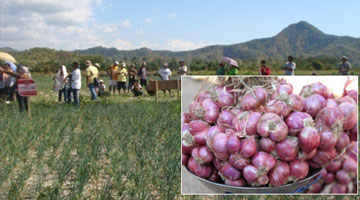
(260, 60), (271, 75)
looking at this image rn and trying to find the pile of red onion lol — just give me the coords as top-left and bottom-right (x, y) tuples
(182, 77), (358, 190)
(305, 141), (357, 194)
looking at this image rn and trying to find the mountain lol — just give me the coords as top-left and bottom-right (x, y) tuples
(0, 47), (18, 52)
(75, 21), (360, 63)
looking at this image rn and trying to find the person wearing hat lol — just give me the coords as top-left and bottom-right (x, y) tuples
(338, 56), (352, 75)
(128, 64), (137, 93)
(64, 62), (81, 106)
(158, 62), (172, 80)
(282, 56), (296, 75)
(137, 61), (147, 87)
(177, 61), (187, 79)
(0, 64), (32, 112)
(116, 62), (128, 94)
(97, 79), (106, 97)
(216, 63), (226, 75)
(260, 60), (271, 75)
(85, 60), (99, 100)
(106, 61), (119, 95)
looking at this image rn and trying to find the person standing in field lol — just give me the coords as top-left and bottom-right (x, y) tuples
(106, 61), (119, 95)
(282, 56), (296, 75)
(0, 65), (32, 112)
(137, 61), (147, 87)
(65, 62), (81, 106)
(54, 65), (68, 102)
(260, 60), (271, 75)
(117, 62), (128, 94)
(85, 60), (99, 100)
(177, 61), (187, 79)
(158, 63), (172, 96)
(338, 56), (352, 75)
(216, 63), (225, 75)
(128, 64), (137, 93)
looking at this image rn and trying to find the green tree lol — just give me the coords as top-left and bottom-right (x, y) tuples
(312, 60), (325, 70)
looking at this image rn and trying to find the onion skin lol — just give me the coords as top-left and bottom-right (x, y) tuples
(331, 183), (347, 193)
(208, 169), (221, 183)
(288, 94), (304, 111)
(285, 112), (313, 136)
(196, 91), (211, 102)
(339, 102), (357, 130)
(348, 124), (357, 141)
(211, 133), (228, 154)
(239, 136), (257, 158)
(269, 161), (290, 187)
(326, 161), (342, 173)
(217, 110), (234, 128)
(198, 146), (214, 163)
(182, 112), (191, 124)
(241, 92), (260, 111)
(343, 90), (358, 103)
(312, 148), (336, 167)
(242, 165), (269, 186)
(326, 99), (338, 107)
(182, 154), (189, 165)
(229, 153), (251, 170)
(336, 132), (350, 150)
(182, 123), (195, 154)
(224, 179), (247, 187)
(226, 135), (241, 154)
(276, 137), (299, 162)
(214, 86), (235, 108)
(213, 151), (229, 161)
(187, 157), (213, 178)
(300, 82), (329, 98)
(220, 162), (241, 180)
(297, 148), (317, 160)
(289, 159), (309, 181)
(315, 106), (343, 131)
(206, 126), (225, 150)
(272, 84), (293, 100)
(307, 182), (323, 193)
(259, 138), (276, 153)
(242, 165), (259, 183)
(257, 113), (288, 142)
(342, 157), (357, 174)
(298, 126), (320, 152)
(336, 170), (351, 184)
(340, 95), (356, 105)
(252, 151), (276, 174)
(303, 94), (326, 117)
(318, 130), (338, 151)
(265, 100), (291, 117)
(324, 173), (335, 184)
(189, 99), (219, 123)
(231, 108), (242, 115)
(232, 111), (261, 136)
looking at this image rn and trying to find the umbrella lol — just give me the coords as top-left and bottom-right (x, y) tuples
(222, 57), (239, 68)
(5, 60), (17, 71)
(0, 52), (17, 63)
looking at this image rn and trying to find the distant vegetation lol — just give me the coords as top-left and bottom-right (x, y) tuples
(2, 21), (359, 73)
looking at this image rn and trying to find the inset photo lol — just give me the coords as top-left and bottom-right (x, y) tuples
(181, 76), (358, 194)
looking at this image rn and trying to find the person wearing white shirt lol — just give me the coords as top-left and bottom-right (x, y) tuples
(158, 63), (172, 80)
(66, 62), (81, 106)
(158, 63), (172, 96)
(282, 56), (296, 76)
(177, 60), (187, 79)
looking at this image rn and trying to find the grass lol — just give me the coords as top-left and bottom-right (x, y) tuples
(0, 75), (181, 199)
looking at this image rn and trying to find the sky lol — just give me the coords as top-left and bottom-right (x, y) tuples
(0, 0), (359, 51)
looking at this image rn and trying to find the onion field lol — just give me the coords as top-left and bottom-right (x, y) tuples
(0, 76), (180, 199)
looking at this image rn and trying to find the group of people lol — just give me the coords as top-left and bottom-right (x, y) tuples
(53, 60), (189, 105)
(0, 61), (32, 112)
(216, 55), (353, 76)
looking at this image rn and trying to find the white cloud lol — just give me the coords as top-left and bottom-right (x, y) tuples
(0, 0), (107, 50)
(168, 13), (177, 18)
(113, 38), (133, 50)
(120, 19), (131, 28)
(145, 18), (153, 23)
(139, 41), (160, 49)
(165, 39), (211, 51)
